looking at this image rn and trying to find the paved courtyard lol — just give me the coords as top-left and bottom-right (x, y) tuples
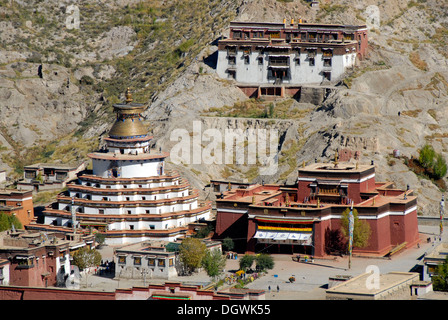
(86, 225), (445, 300)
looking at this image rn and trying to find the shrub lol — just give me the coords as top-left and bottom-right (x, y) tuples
(255, 254), (274, 272)
(433, 153), (447, 179)
(419, 144), (436, 169)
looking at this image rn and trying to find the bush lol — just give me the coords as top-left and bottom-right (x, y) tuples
(433, 154), (447, 179)
(239, 254), (255, 271)
(419, 144), (436, 169)
(418, 144), (447, 180)
(255, 254), (274, 272)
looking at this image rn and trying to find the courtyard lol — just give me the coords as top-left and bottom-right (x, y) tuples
(86, 225), (445, 300)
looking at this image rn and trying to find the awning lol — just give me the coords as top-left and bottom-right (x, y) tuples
(273, 232), (289, 241)
(254, 231), (312, 241)
(268, 66), (290, 69)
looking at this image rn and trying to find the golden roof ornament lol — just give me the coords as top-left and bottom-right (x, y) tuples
(334, 149), (339, 168)
(125, 87), (133, 104)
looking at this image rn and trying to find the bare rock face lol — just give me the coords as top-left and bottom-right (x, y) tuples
(0, 62), (89, 147)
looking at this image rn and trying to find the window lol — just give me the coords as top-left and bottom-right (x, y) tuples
(228, 70), (236, 79)
(99, 209), (105, 214)
(118, 256), (126, 264)
(258, 56), (263, 65)
(244, 55), (250, 64)
(134, 257), (142, 266)
(169, 258), (174, 267)
(158, 259), (165, 267)
(149, 225), (155, 229)
(323, 58), (332, 67)
(130, 225), (134, 230)
(254, 31), (264, 38)
(233, 31), (241, 39)
(227, 46), (237, 55)
(228, 56), (236, 65)
(309, 58), (315, 66)
(148, 258), (155, 266)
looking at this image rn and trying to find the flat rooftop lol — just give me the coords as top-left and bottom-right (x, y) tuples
(24, 162), (83, 170)
(424, 243), (448, 262)
(326, 272), (419, 297)
(299, 162), (374, 174)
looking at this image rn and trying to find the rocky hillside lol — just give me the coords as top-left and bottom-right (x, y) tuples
(1, 0), (448, 216)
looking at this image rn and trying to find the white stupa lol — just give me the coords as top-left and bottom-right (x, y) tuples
(43, 89), (212, 244)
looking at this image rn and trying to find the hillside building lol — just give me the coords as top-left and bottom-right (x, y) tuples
(41, 89), (212, 245)
(214, 160), (419, 257)
(216, 20), (368, 96)
(17, 162), (86, 192)
(0, 189), (34, 227)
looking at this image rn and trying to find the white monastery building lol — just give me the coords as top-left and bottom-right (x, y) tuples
(216, 20), (368, 87)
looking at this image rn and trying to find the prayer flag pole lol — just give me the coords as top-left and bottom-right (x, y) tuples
(348, 200), (354, 270)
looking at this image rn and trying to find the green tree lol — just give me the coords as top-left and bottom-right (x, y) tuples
(72, 247), (102, 271)
(179, 237), (207, 274)
(239, 254), (255, 271)
(0, 212), (22, 231)
(433, 153), (447, 179)
(419, 144), (436, 169)
(432, 256), (448, 291)
(255, 254), (274, 272)
(341, 207), (371, 249)
(94, 232), (106, 248)
(222, 237), (234, 252)
(201, 249), (226, 281)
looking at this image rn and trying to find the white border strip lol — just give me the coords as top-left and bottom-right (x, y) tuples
(320, 205), (417, 221)
(217, 208), (248, 214)
(298, 173), (375, 184)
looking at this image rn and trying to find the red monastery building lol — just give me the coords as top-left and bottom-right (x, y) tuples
(214, 160), (419, 257)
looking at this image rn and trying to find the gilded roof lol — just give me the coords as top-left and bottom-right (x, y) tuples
(108, 89), (149, 138)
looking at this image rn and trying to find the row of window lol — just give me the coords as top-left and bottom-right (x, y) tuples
(118, 256), (175, 267)
(231, 30), (346, 42)
(228, 55), (332, 67)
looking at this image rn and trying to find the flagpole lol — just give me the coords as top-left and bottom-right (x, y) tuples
(440, 195), (444, 237)
(348, 200), (354, 270)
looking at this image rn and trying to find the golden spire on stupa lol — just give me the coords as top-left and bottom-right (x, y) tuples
(125, 87), (133, 104)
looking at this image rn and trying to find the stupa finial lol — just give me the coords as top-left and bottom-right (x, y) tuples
(125, 87), (133, 104)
